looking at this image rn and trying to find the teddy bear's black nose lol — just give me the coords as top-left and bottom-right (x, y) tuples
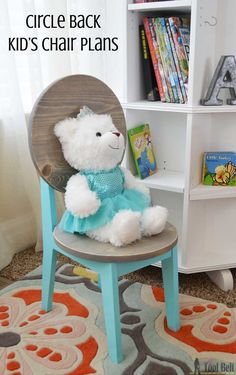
(112, 132), (120, 137)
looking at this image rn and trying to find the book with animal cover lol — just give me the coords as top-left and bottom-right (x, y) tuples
(128, 124), (157, 179)
(154, 17), (175, 103)
(139, 25), (160, 101)
(165, 17), (187, 103)
(159, 17), (183, 103)
(202, 152), (236, 186)
(143, 17), (165, 102)
(168, 17), (189, 86)
(148, 18), (170, 102)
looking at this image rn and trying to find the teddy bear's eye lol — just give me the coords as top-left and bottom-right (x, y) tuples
(96, 132), (102, 137)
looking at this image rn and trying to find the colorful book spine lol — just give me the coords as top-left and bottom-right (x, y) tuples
(165, 18), (187, 103)
(160, 17), (183, 103)
(169, 17), (189, 85)
(178, 18), (190, 61)
(154, 17), (175, 103)
(139, 25), (160, 101)
(143, 17), (165, 102)
(148, 18), (170, 103)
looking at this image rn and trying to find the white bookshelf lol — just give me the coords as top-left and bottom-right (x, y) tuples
(128, 0), (192, 12)
(142, 170), (185, 193)
(123, 101), (236, 113)
(190, 185), (236, 201)
(123, 101), (190, 113)
(122, 0), (236, 290)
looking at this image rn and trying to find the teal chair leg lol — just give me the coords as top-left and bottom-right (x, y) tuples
(40, 178), (58, 312)
(100, 263), (123, 363)
(42, 248), (57, 311)
(162, 246), (180, 331)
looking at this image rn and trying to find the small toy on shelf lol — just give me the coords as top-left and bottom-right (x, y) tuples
(202, 152), (236, 186)
(128, 124), (157, 179)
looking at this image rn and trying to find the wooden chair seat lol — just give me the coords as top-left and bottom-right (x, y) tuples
(54, 222), (177, 262)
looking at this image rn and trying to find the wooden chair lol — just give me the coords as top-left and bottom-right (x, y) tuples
(29, 75), (180, 363)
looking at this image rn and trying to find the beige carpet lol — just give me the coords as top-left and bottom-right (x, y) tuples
(0, 247), (236, 307)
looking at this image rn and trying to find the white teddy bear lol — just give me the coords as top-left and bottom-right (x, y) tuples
(54, 106), (168, 247)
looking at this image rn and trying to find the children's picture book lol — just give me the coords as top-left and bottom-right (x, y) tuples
(139, 25), (160, 101)
(142, 15), (190, 103)
(168, 17), (190, 86)
(143, 17), (166, 102)
(202, 152), (236, 186)
(165, 17), (187, 102)
(160, 17), (183, 103)
(154, 17), (175, 103)
(149, 18), (170, 102)
(128, 124), (157, 179)
(177, 17), (190, 61)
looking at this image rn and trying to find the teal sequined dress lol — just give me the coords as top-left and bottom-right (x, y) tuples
(60, 166), (150, 234)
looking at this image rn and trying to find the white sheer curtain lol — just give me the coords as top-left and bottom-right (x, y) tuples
(0, 0), (119, 270)
(0, 0), (72, 270)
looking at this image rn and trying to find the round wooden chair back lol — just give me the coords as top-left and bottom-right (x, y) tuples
(29, 75), (126, 192)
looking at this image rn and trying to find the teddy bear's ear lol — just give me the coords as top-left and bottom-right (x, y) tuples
(54, 118), (78, 144)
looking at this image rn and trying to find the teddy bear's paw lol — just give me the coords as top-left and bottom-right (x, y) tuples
(110, 210), (142, 247)
(66, 190), (101, 218)
(141, 206), (168, 236)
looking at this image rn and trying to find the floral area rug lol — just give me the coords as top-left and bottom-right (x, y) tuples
(0, 263), (236, 375)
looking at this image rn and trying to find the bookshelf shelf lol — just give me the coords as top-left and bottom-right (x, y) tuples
(142, 169), (185, 193)
(189, 106), (236, 114)
(123, 101), (189, 113)
(128, 1), (192, 13)
(123, 101), (236, 113)
(190, 184), (236, 201)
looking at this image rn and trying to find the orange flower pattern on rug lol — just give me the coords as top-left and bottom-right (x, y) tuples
(1, 264), (236, 374)
(0, 287), (106, 375)
(147, 286), (236, 361)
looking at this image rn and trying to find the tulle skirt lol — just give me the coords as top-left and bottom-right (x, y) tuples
(59, 188), (150, 234)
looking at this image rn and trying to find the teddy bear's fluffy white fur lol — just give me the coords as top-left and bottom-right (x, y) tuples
(54, 111), (168, 246)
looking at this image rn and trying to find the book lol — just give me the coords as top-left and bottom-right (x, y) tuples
(160, 17), (184, 103)
(202, 152), (236, 186)
(148, 18), (170, 102)
(178, 17), (190, 61)
(128, 124), (157, 179)
(154, 17), (175, 103)
(142, 15), (190, 103)
(168, 17), (189, 86)
(143, 17), (166, 102)
(139, 25), (160, 101)
(165, 18), (187, 103)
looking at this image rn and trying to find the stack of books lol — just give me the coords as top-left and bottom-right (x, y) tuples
(140, 16), (190, 103)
